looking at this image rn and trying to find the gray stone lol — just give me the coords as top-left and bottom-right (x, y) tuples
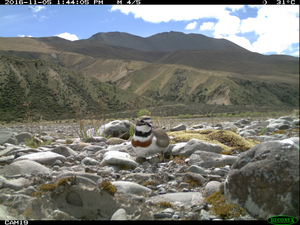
(14, 151), (67, 165)
(82, 145), (106, 152)
(81, 157), (99, 166)
(149, 192), (204, 209)
(186, 165), (206, 175)
(189, 150), (238, 168)
(97, 120), (134, 139)
(182, 172), (206, 186)
(100, 151), (138, 169)
(111, 208), (127, 220)
(279, 116), (293, 122)
(51, 145), (77, 157)
(172, 139), (222, 156)
(278, 124), (290, 130)
(15, 132), (32, 143)
(112, 181), (151, 195)
(2, 177), (30, 191)
(224, 139), (299, 219)
(170, 124), (186, 132)
(204, 181), (221, 197)
(0, 160), (51, 176)
(0, 131), (18, 145)
(66, 191), (83, 207)
(249, 135), (278, 142)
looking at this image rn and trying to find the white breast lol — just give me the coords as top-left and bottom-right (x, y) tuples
(132, 135), (167, 158)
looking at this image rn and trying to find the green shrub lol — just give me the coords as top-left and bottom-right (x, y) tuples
(137, 109), (151, 117)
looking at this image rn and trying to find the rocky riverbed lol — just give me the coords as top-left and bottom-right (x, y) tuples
(0, 116), (299, 220)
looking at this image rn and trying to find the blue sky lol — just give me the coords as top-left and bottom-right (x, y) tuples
(0, 5), (299, 57)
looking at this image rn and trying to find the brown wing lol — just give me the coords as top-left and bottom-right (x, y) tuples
(152, 128), (170, 148)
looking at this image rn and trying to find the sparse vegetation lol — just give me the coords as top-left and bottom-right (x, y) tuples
(24, 135), (53, 148)
(204, 191), (247, 219)
(101, 180), (116, 196)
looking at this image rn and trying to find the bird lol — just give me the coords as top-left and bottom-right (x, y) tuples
(131, 115), (170, 159)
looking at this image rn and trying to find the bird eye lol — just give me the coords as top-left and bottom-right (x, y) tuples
(140, 120), (144, 123)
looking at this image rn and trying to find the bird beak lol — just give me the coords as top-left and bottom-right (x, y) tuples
(148, 122), (154, 129)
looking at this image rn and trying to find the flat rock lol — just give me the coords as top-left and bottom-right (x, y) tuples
(100, 151), (138, 169)
(189, 150), (238, 168)
(171, 139), (222, 156)
(148, 192), (204, 209)
(51, 145), (78, 157)
(0, 160), (51, 176)
(14, 151), (67, 165)
(170, 124), (186, 132)
(2, 177), (31, 191)
(112, 181), (151, 195)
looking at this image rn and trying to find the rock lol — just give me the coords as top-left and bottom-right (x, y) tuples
(292, 119), (299, 125)
(46, 209), (78, 220)
(239, 130), (256, 138)
(51, 145), (78, 157)
(85, 136), (107, 143)
(171, 139), (222, 156)
(189, 150), (238, 168)
(112, 181), (151, 195)
(186, 165), (206, 175)
(204, 181), (221, 197)
(279, 116), (293, 122)
(2, 177), (31, 191)
(15, 132), (32, 143)
(107, 138), (127, 145)
(98, 120), (134, 139)
(111, 208), (128, 220)
(81, 157), (99, 166)
(224, 139), (299, 219)
(249, 135), (278, 142)
(70, 142), (91, 151)
(100, 151), (138, 169)
(14, 151), (67, 165)
(0, 131), (18, 145)
(182, 172), (206, 186)
(82, 145), (106, 152)
(40, 135), (55, 142)
(170, 124), (186, 132)
(0, 160), (51, 176)
(148, 192), (204, 209)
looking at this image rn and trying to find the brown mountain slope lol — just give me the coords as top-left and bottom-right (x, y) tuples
(0, 34), (298, 110)
(89, 31), (249, 52)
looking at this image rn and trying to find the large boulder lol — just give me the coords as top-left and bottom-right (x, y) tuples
(97, 120), (134, 139)
(224, 139), (299, 219)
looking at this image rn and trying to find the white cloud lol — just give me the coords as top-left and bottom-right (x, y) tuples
(200, 22), (215, 30)
(18, 34), (33, 37)
(185, 21), (197, 30)
(55, 32), (79, 41)
(110, 5), (239, 23)
(214, 15), (241, 36)
(240, 5), (299, 54)
(28, 6), (46, 13)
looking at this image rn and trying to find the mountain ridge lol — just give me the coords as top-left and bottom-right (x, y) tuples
(88, 31), (249, 52)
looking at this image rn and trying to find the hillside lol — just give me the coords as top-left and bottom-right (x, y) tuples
(89, 31), (249, 52)
(0, 55), (154, 122)
(0, 32), (299, 122)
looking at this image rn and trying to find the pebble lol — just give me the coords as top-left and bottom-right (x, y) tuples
(0, 115), (298, 220)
